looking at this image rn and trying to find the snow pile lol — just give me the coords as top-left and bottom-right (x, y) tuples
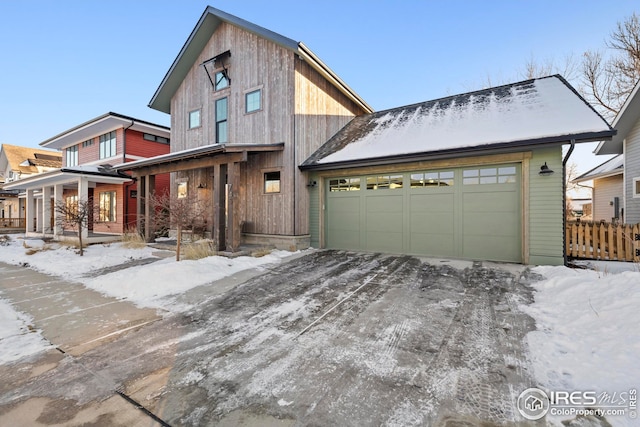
(524, 265), (640, 425)
(0, 235), (297, 311)
(0, 298), (52, 363)
(318, 76), (610, 164)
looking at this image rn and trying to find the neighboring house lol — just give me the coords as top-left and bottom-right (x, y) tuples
(573, 154), (624, 222)
(116, 6), (614, 265)
(301, 76), (614, 265)
(4, 113), (170, 241)
(116, 7), (372, 251)
(594, 78), (640, 224)
(0, 144), (62, 226)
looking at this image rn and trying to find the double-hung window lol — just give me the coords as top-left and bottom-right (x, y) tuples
(99, 131), (116, 159)
(216, 97), (228, 143)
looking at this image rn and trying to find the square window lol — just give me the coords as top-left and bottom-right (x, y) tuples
(245, 89), (261, 113)
(265, 171), (280, 193)
(189, 110), (201, 129)
(634, 177), (640, 198)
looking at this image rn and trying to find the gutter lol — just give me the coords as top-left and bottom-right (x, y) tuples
(562, 139), (576, 266)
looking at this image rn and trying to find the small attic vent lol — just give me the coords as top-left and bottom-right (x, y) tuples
(34, 153), (60, 161)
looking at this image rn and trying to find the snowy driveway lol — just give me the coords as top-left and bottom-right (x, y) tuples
(0, 251), (542, 426)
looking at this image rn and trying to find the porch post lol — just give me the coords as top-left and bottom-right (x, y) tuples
(226, 162), (241, 252)
(25, 189), (36, 233)
(42, 186), (52, 234)
(78, 177), (89, 240)
(53, 184), (64, 237)
(144, 175), (155, 242)
(212, 164), (226, 251)
(137, 175), (145, 238)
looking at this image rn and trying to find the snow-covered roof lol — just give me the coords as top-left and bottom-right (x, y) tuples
(573, 154), (624, 183)
(301, 75), (614, 170)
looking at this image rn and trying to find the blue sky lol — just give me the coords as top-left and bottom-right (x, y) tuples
(0, 0), (637, 174)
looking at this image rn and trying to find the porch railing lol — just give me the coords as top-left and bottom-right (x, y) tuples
(0, 218), (26, 229)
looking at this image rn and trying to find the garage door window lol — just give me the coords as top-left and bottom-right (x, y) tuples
(329, 177), (360, 192)
(463, 167), (517, 185)
(411, 170), (454, 187)
(366, 175), (403, 190)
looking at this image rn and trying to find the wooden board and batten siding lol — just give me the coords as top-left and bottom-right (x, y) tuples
(169, 21), (365, 239)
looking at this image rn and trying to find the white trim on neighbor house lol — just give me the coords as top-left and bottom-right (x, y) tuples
(633, 177), (640, 198)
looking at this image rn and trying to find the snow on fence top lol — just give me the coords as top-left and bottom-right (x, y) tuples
(304, 75), (613, 167)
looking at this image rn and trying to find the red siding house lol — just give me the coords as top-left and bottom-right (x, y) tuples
(4, 112), (170, 242)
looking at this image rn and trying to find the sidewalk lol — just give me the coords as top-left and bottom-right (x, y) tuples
(0, 261), (165, 426)
(0, 262), (161, 356)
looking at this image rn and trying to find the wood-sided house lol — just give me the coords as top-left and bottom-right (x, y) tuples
(593, 78), (640, 224)
(116, 6), (372, 251)
(118, 7), (614, 265)
(4, 113), (170, 242)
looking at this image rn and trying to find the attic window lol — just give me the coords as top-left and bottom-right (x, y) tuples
(202, 50), (231, 91)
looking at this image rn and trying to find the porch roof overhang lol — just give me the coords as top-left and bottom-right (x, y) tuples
(113, 142), (284, 175)
(2, 167), (133, 190)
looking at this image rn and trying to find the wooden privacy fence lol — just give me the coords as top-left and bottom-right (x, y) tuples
(566, 221), (640, 262)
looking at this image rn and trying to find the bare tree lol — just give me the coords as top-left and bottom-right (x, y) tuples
(54, 198), (93, 256)
(148, 191), (211, 261)
(518, 53), (580, 81)
(581, 13), (640, 119)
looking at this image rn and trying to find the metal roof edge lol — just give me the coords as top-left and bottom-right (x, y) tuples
(300, 131), (615, 171)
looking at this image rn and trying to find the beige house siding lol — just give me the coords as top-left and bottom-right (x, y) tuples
(593, 175), (624, 222)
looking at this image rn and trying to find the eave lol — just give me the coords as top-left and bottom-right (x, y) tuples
(595, 78), (640, 155)
(2, 168), (132, 190)
(148, 6), (372, 115)
(299, 130), (615, 171)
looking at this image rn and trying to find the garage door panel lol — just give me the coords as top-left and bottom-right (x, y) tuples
(327, 195), (361, 249)
(462, 192), (518, 213)
(366, 231), (404, 253)
(410, 213), (454, 235)
(410, 233), (456, 257)
(410, 193), (455, 213)
(329, 230), (361, 250)
(463, 235), (520, 262)
(463, 212), (518, 236)
(366, 212), (403, 233)
(366, 195), (404, 212)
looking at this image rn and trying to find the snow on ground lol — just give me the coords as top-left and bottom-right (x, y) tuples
(524, 265), (640, 426)
(0, 298), (53, 363)
(0, 235), (296, 311)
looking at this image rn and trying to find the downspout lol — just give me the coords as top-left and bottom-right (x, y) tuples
(562, 139), (576, 266)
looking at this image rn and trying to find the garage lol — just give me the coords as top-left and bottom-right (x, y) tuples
(326, 164), (521, 262)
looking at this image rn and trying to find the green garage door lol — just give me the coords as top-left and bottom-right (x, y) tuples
(325, 164), (521, 262)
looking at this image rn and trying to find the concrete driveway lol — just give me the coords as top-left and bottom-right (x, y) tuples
(0, 251), (544, 426)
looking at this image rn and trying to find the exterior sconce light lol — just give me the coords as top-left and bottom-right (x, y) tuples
(197, 183), (206, 189)
(307, 180), (317, 188)
(539, 162), (554, 176)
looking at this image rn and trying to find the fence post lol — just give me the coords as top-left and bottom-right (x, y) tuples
(584, 223), (591, 258)
(571, 223), (578, 257)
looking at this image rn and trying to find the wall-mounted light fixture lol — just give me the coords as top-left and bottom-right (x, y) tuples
(539, 162), (554, 176)
(197, 183), (207, 189)
(307, 180), (317, 188)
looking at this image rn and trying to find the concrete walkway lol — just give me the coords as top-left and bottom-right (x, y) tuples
(0, 261), (164, 426)
(0, 262), (161, 356)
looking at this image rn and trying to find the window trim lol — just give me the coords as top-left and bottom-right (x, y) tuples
(264, 170), (281, 194)
(98, 191), (117, 223)
(215, 97), (228, 144)
(244, 86), (263, 114)
(214, 69), (230, 91)
(633, 177), (640, 198)
(99, 130), (117, 160)
(188, 109), (201, 129)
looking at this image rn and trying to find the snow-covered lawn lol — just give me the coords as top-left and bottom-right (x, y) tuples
(524, 263), (640, 426)
(0, 298), (53, 363)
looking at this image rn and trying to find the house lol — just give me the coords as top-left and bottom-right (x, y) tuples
(0, 144), (62, 228)
(117, 7), (613, 265)
(115, 6), (372, 251)
(573, 154), (624, 222)
(300, 76), (614, 265)
(4, 113), (170, 242)
(594, 78), (640, 224)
